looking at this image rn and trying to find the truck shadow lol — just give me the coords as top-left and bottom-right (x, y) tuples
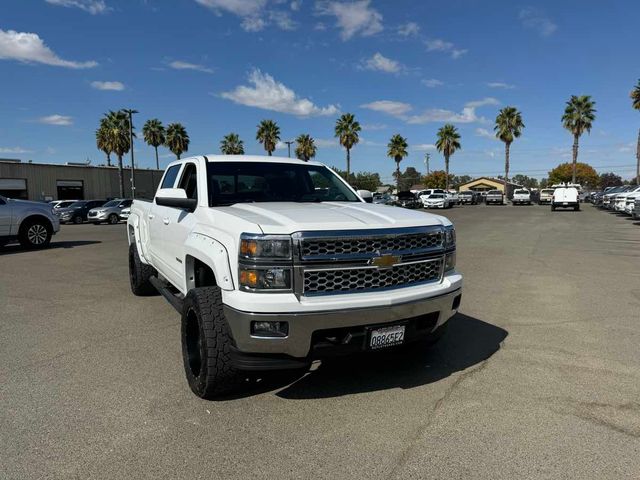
(219, 314), (507, 401)
(0, 240), (101, 256)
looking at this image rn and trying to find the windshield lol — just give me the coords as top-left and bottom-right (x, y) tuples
(488, 190), (502, 195)
(429, 194), (445, 198)
(68, 201), (87, 208)
(206, 162), (360, 206)
(103, 200), (121, 207)
(541, 189), (554, 194)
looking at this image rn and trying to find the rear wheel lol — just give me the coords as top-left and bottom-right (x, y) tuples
(182, 287), (244, 399)
(18, 218), (52, 249)
(551, 204), (556, 211)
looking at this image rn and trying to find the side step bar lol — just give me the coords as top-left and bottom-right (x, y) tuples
(150, 276), (184, 313)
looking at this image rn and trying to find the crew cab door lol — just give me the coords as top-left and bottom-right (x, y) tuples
(0, 197), (12, 236)
(149, 162), (199, 289)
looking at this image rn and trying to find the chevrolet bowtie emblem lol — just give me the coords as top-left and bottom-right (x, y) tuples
(369, 254), (400, 268)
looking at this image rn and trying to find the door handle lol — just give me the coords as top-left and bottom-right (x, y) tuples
(163, 217), (170, 225)
(148, 213), (155, 220)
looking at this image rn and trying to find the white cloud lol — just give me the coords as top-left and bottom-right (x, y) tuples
(363, 97), (499, 125)
(519, 7), (557, 37)
(425, 38), (467, 59)
(362, 52), (403, 74)
(195, 0), (296, 31)
(221, 68), (339, 117)
(168, 60), (214, 73)
(487, 82), (515, 89)
(38, 114), (73, 126)
(316, 0), (383, 40)
(290, 0), (302, 11)
(0, 146), (33, 154)
(314, 138), (339, 148)
(360, 100), (412, 117)
(413, 144), (437, 151)
(0, 29), (97, 69)
(422, 78), (443, 88)
(361, 123), (387, 131)
(618, 143), (634, 153)
(91, 80), (124, 91)
(45, 0), (109, 14)
(398, 22), (419, 37)
(475, 128), (497, 140)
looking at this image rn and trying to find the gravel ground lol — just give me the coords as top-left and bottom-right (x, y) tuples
(1, 204), (639, 479)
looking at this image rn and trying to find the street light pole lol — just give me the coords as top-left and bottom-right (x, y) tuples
(124, 109), (138, 199)
(424, 153), (431, 175)
(284, 141), (294, 158)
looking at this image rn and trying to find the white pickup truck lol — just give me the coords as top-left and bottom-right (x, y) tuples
(511, 189), (532, 205)
(127, 155), (462, 398)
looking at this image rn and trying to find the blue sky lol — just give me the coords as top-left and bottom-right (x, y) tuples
(1, 0), (639, 182)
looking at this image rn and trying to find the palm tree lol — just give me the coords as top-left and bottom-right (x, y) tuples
(334, 113), (361, 181)
(95, 118), (112, 167)
(494, 107), (525, 197)
(103, 110), (132, 198)
(256, 120), (280, 156)
(295, 134), (317, 161)
(631, 79), (640, 185)
(165, 123), (189, 160)
(562, 95), (596, 184)
(142, 119), (165, 170)
(435, 124), (461, 192)
(387, 134), (409, 191)
(220, 133), (244, 155)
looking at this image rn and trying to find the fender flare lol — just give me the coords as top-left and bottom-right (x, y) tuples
(184, 232), (234, 291)
(127, 213), (148, 264)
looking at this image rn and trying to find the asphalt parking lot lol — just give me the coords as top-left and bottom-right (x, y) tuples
(1, 204), (639, 479)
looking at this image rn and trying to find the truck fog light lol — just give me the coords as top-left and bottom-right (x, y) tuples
(251, 321), (289, 337)
(444, 252), (456, 272)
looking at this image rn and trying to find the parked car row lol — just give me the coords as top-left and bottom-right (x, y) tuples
(590, 185), (640, 218)
(55, 199), (131, 224)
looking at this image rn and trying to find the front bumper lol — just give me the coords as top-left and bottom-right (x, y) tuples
(88, 212), (109, 221)
(223, 287), (461, 361)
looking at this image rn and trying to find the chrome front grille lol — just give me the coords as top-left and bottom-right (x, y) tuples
(298, 228), (443, 261)
(303, 258), (443, 295)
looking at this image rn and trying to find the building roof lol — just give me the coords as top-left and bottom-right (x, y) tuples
(457, 176), (522, 190)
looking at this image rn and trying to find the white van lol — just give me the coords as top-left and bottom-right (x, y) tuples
(551, 186), (579, 211)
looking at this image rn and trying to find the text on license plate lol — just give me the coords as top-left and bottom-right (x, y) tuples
(369, 325), (405, 349)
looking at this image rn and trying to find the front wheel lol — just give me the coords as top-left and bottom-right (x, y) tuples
(108, 214), (119, 224)
(182, 287), (244, 399)
(73, 216), (83, 224)
(18, 219), (52, 249)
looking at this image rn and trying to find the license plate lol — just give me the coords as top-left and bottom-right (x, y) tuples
(368, 325), (405, 350)
(563, 202), (568, 206)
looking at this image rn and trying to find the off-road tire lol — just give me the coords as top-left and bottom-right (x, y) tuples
(181, 287), (244, 399)
(128, 243), (157, 296)
(18, 218), (52, 249)
(108, 214), (119, 224)
(551, 204), (556, 211)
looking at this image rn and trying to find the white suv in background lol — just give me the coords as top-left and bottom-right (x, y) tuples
(512, 189), (532, 205)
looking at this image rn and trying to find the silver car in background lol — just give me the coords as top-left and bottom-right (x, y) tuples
(0, 195), (60, 248)
(87, 199), (132, 224)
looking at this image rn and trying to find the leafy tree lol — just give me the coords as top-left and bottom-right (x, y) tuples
(631, 79), (640, 185)
(599, 172), (623, 189)
(423, 170), (454, 189)
(295, 134), (317, 161)
(95, 118), (112, 167)
(393, 167), (422, 191)
(452, 175), (472, 187)
(387, 134), (409, 190)
(220, 133), (244, 155)
(102, 110), (132, 198)
(435, 124), (461, 191)
(334, 113), (361, 180)
(256, 120), (280, 156)
(165, 123), (189, 160)
(142, 119), (166, 170)
(539, 178), (549, 188)
(511, 174), (539, 189)
(562, 95), (596, 184)
(353, 172), (382, 191)
(494, 106), (525, 196)
(548, 162), (599, 188)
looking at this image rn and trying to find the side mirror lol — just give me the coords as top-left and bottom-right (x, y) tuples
(357, 189), (373, 203)
(155, 188), (197, 212)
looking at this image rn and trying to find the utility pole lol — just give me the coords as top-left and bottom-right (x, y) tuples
(424, 152), (431, 175)
(284, 141), (294, 158)
(123, 109), (138, 199)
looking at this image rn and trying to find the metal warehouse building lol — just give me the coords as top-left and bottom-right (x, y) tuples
(0, 159), (163, 201)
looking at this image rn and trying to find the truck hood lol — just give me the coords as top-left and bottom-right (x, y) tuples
(216, 202), (450, 234)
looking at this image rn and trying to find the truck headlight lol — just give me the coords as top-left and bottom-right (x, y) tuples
(240, 234), (292, 260)
(239, 267), (292, 291)
(444, 226), (456, 247)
